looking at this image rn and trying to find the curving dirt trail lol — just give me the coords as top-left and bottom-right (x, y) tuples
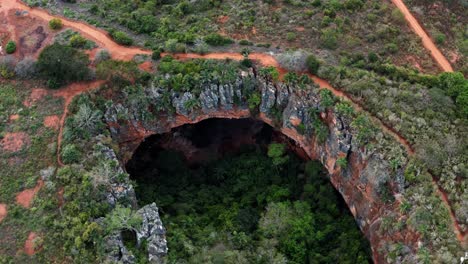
(391, 0), (453, 72)
(2, 0), (463, 245)
(53, 80), (105, 166)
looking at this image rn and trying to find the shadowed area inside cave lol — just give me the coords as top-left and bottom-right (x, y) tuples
(126, 118), (371, 263)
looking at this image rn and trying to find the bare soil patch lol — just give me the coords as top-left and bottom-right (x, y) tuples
(23, 88), (48, 107)
(15, 180), (44, 209)
(9, 114), (19, 122)
(24, 232), (40, 256)
(0, 204), (7, 223)
(1, 132), (30, 152)
(43, 115), (60, 130)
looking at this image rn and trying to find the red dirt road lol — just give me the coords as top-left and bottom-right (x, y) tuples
(391, 0), (453, 72)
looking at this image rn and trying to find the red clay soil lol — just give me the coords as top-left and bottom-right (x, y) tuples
(0, 204), (7, 223)
(0, 0), (151, 61)
(8, 114), (19, 122)
(15, 179), (44, 209)
(138, 61), (153, 72)
(23, 232), (40, 256)
(23, 88), (48, 107)
(43, 115), (60, 130)
(391, 0), (453, 72)
(1, 132), (30, 152)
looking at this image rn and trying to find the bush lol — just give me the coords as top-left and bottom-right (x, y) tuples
(193, 38), (209, 55)
(49, 18), (63, 30)
(94, 49), (111, 64)
(69, 34), (87, 48)
(15, 57), (37, 79)
(204, 33), (234, 46)
(276, 50), (309, 72)
(320, 29), (338, 50)
(434, 33), (446, 45)
(110, 31), (133, 46)
(385, 43), (398, 54)
(61, 144), (82, 164)
(165, 39), (186, 53)
(306, 55), (320, 74)
(5, 41), (16, 54)
(286, 32), (296, 42)
(37, 44), (90, 88)
(239, 39), (253, 46)
(336, 157), (347, 168)
(0, 56), (15, 79)
(152, 50), (161, 60)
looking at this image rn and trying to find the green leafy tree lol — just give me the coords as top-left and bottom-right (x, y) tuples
(37, 44), (90, 88)
(268, 143), (289, 166)
(104, 205), (142, 235)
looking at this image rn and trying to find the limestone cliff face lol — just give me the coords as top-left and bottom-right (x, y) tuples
(104, 69), (419, 263)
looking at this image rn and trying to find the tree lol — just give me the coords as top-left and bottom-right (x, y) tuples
(268, 143), (289, 166)
(104, 205), (142, 235)
(110, 31), (133, 46)
(37, 44), (90, 88)
(49, 18), (63, 30)
(5, 41), (16, 54)
(61, 144), (82, 164)
(306, 54), (320, 74)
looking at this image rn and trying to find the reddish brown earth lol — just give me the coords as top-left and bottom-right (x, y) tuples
(0, 204), (7, 223)
(15, 179), (44, 209)
(23, 232), (40, 256)
(23, 88), (48, 107)
(391, 0), (453, 72)
(138, 61), (153, 72)
(8, 114), (19, 122)
(1, 132), (30, 152)
(43, 115), (60, 130)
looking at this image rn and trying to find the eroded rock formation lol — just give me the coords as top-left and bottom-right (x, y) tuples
(104, 68), (420, 263)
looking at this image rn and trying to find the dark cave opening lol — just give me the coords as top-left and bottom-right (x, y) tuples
(126, 118), (371, 263)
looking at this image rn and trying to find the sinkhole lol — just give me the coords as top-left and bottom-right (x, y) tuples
(126, 118), (371, 263)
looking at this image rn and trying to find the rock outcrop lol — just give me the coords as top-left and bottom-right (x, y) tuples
(103, 68), (422, 263)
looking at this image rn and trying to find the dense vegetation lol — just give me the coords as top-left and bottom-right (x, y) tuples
(130, 147), (371, 263)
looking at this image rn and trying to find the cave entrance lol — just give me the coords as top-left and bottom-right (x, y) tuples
(126, 118), (371, 263)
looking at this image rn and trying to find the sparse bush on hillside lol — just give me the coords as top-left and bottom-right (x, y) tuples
(204, 33), (234, 46)
(276, 50), (309, 72)
(14, 57), (37, 79)
(110, 30), (133, 46)
(0, 56), (16, 79)
(306, 54), (320, 74)
(49, 18), (63, 30)
(37, 43), (90, 88)
(6, 41), (16, 54)
(94, 49), (111, 64)
(61, 144), (82, 164)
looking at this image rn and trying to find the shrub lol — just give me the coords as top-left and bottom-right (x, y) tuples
(15, 57), (37, 79)
(5, 41), (16, 54)
(306, 55), (320, 74)
(434, 33), (446, 45)
(336, 157), (347, 168)
(110, 31), (133, 46)
(0, 56), (15, 79)
(286, 32), (296, 42)
(239, 39), (253, 46)
(165, 39), (186, 53)
(61, 144), (82, 164)
(37, 44), (90, 88)
(320, 29), (338, 50)
(204, 33), (234, 46)
(276, 50), (309, 72)
(152, 50), (161, 60)
(385, 43), (398, 54)
(193, 38), (209, 55)
(49, 18), (63, 30)
(94, 49), (111, 64)
(391, 9), (405, 24)
(69, 34), (87, 48)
